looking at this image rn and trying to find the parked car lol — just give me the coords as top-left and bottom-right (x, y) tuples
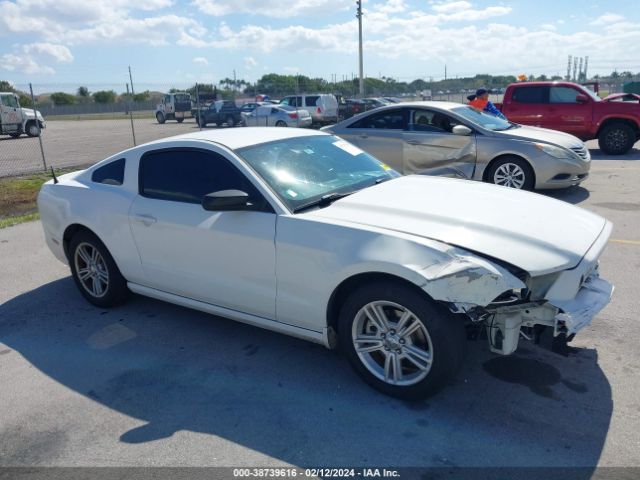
(239, 102), (269, 114)
(279, 94), (338, 125)
(495, 81), (640, 154)
(362, 97), (392, 110)
(194, 100), (242, 128)
(323, 101), (591, 190)
(38, 128), (613, 399)
(244, 104), (312, 128)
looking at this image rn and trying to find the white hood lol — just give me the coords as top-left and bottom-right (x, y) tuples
(305, 176), (608, 276)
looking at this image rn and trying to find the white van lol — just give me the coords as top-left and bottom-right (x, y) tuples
(279, 94), (338, 125)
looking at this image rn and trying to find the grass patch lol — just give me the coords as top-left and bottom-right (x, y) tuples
(0, 168), (75, 228)
(0, 212), (40, 229)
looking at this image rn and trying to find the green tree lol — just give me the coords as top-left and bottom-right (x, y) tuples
(92, 90), (117, 103)
(0, 80), (16, 92)
(133, 90), (151, 102)
(77, 86), (90, 97)
(50, 92), (76, 105)
(19, 94), (33, 108)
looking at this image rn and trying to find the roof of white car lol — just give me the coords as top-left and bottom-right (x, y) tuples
(147, 127), (327, 150)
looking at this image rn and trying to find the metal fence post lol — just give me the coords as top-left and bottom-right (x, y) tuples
(196, 83), (202, 131)
(29, 83), (47, 172)
(126, 83), (136, 146)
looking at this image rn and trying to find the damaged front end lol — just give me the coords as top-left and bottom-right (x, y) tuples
(420, 244), (613, 356)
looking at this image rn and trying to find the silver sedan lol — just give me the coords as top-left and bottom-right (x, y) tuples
(323, 102), (591, 190)
(244, 105), (312, 128)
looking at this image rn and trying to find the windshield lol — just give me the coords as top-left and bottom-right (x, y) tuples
(237, 135), (399, 212)
(452, 106), (513, 131)
(582, 87), (601, 102)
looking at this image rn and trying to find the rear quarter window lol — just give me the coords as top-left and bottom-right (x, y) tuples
(305, 96), (320, 106)
(92, 158), (125, 186)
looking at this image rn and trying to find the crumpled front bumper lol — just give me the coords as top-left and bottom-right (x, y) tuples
(552, 274), (614, 335)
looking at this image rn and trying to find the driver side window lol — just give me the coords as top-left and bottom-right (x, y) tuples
(139, 148), (272, 212)
(410, 109), (459, 133)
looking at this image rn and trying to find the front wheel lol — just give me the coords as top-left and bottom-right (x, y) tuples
(69, 231), (129, 308)
(156, 112), (166, 124)
(598, 123), (635, 155)
(275, 120), (287, 127)
(26, 121), (40, 137)
(338, 282), (465, 399)
(176, 117), (184, 123)
(226, 116), (236, 128)
(9, 131), (21, 138)
(487, 156), (534, 190)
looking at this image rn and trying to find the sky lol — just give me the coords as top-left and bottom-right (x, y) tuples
(1, 0), (639, 93)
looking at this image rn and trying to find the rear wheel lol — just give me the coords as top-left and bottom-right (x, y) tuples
(9, 131), (21, 138)
(275, 120), (287, 127)
(198, 116), (207, 128)
(487, 156), (534, 190)
(226, 116), (236, 128)
(69, 231), (129, 308)
(176, 117), (184, 123)
(156, 112), (166, 124)
(338, 282), (465, 399)
(598, 123), (635, 155)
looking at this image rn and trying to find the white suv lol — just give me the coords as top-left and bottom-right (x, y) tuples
(279, 94), (338, 125)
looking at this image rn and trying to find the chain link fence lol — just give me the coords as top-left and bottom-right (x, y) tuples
(0, 78), (517, 178)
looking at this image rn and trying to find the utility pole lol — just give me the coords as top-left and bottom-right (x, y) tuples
(356, 0), (364, 97)
(444, 64), (447, 81)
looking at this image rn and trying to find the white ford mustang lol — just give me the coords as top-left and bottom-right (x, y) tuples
(38, 128), (613, 399)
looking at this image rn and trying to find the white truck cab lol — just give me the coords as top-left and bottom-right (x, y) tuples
(0, 92), (46, 138)
(155, 92), (192, 124)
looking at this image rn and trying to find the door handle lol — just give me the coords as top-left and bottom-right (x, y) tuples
(133, 213), (157, 226)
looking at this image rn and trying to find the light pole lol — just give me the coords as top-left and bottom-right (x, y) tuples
(356, 0), (364, 97)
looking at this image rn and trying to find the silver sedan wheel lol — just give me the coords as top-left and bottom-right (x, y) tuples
(493, 162), (526, 189)
(352, 301), (434, 386)
(74, 242), (109, 298)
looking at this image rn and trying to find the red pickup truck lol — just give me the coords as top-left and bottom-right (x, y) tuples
(496, 81), (640, 155)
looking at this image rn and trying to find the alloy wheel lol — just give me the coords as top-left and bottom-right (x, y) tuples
(351, 301), (434, 386)
(493, 162), (526, 189)
(74, 242), (109, 298)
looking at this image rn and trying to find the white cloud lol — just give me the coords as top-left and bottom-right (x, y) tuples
(0, 42), (73, 75)
(283, 66), (300, 73)
(244, 56), (258, 69)
(193, 56), (209, 65)
(540, 23), (556, 31)
(23, 43), (74, 63)
(431, 1), (472, 14)
(0, 54), (55, 75)
(194, 0), (351, 18)
(374, 0), (407, 14)
(590, 13), (625, 25)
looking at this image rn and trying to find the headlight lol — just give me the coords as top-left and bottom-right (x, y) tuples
(534, 143), (573, 159)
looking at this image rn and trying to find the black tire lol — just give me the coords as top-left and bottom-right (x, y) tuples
(275, 120), (287, 127)
(337, 282), (465, 400)
(25, 121), (40, 137)
(486, 156), (535, 190)
(176, 118), (184, 123)
(598, 123), (635, 155)
(226, 116), (236, 128)
(68, 231), (129, 308)
(198, 116), (207, 128)
(156, 112), (166, 124)
(9, 131), (21, 138)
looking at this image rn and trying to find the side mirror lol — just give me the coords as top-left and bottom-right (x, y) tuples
(452, 125), (473, 136)
(202, 190), (250, 211)
(575, 94), (589, 104)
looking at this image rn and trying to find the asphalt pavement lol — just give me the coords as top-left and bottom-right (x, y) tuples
(0, 144), (639, 474)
